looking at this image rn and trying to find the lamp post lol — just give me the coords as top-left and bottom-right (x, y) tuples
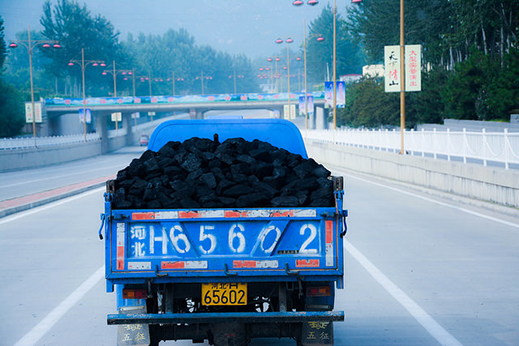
(276, 37), (294, 119)
(9, 25), (60, 146)
(267, 56), (281, 93)
(102, 61), (131, 97)
(400, 0), (406, 154)
(68, 48), (105, 141)
(195, 71), (212, 95)
(229, 71), (244, 94)
(167, 72), (185, 96)
(302, 21), (324, 129)
(294, 0), (336, 128)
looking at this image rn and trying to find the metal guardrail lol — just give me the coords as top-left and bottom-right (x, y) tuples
(0, 133), (101, 150)
(303, 128), (519, 170)
(0, 115), (179, 150)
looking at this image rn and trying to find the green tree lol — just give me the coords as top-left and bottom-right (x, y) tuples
(0, 80), (25, 137)
(347, 0), (455, 66)
(124, 28), (260, 96)
(0, 16), (6, 69)
(305, 4), (365, 88)
(339, 77), (399, 128)
(40, 0), (125, 97)
(0, 16), (25, 137)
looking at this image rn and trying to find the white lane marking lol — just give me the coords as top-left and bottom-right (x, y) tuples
(338, 170), (519, 229)
(345, 240), (464, 346)
(0, 187), (105, 225)
(0, 163), (122, 188)
(14, 266), (104, 346)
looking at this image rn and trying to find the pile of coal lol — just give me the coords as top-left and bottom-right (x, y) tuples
(112, 136), (335, 210)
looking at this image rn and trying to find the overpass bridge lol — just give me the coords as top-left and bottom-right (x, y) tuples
(43, 91), (327, 153)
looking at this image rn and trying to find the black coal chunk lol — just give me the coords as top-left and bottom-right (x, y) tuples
(112, 136), (335, 209)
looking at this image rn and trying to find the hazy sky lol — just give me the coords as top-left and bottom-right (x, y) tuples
(0, 0), (352, 58)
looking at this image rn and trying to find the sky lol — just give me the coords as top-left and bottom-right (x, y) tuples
(0, 0), (352, 58)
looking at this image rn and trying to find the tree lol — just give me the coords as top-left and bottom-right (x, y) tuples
(347, 0), (455, 66)
(0, 80), (25, 137)
(305, 4), (365, 88)
(0, 17), (25, 137)
(0, 16), (6, 69)
(40, 0), (125, 97)
(339, 77), (399, 128)
(123, 28), (260, 96)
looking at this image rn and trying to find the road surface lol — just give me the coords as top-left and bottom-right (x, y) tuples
(1, 152), (518, 346)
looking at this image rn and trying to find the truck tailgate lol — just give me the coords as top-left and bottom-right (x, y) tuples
(105, 206), (344, 287)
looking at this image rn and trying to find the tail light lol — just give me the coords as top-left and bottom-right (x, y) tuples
(306, 286), (331, 297)
(122, 288), (148, 299)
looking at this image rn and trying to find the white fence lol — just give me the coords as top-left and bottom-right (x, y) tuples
(303, 128), (519, 170)
(0, 133), (101, 150)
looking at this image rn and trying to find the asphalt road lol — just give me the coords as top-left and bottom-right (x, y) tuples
(0, 146), (147, 202)
(1, 155), (518, 346)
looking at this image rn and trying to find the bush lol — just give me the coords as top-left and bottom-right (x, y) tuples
(0, 78), (25, 138)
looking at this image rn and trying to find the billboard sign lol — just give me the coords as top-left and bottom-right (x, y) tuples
(324, 82), (346, 108)
(405, 45), (422, 92)
(384, 45), (401, 92)
(25, 102), (43, 123)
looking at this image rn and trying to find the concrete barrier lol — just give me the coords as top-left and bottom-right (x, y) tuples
(305, 140), (519, 208)
(0, 135), (134, 173)
(0, 140), (103, 172)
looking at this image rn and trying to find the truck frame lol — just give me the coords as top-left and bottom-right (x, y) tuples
(101, 118), (347, 346)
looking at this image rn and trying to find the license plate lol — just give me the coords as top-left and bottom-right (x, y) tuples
(201, 283), (247, 306)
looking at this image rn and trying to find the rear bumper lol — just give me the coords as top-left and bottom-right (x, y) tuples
(108, 310), (344, 325)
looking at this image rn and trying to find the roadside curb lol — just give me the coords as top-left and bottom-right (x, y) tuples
(0, 175), (114, 219)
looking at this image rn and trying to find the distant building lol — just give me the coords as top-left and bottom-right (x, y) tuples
(340, 74), (362, 83)
(363, 64), (384, 78)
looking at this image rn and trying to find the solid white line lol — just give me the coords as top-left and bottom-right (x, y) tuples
(0, 164), (121, 188)
(0, 187), (105, 226)
(14, 266), (105, 346)
(345, 240), (464, 346)
(337, 170), (519, 229)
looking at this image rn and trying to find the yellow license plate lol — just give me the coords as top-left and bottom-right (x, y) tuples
(201, 283), (247, 306)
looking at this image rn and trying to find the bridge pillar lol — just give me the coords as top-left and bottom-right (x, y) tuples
(95, 112), (109, 154)
(308, 107), (316, 129)
(315, 106), (327, 129)
(122, 112), (134, 146)
(189, 108), (204, 119)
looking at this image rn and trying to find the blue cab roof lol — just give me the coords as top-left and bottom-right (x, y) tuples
(148, 118), (308, 158)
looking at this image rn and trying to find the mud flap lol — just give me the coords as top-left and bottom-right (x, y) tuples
(301, 321), (334, 345)
(117, 306), (150, 346)
(211, 322), (247, 346)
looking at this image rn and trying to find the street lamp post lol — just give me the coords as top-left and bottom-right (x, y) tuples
(195, 71), (212, 95)
(332, 0), (337, 129)
(267, 57), (281, 93)
(102, 61), (131, 97)
(294, 0), (336, 128)
(167, 72), (184, 96)
(276, 37), (294, 119)
(9, 25), (60, 146)
(68, 48), (105, 141)
(229, 71), (244, 94)
(302, 20), (324, 129)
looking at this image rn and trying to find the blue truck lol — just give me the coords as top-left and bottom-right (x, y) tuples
(101, 118), (347, 346)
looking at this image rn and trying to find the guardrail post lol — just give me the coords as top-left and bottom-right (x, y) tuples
(504, 129), (509, 170)
(421, 129), (425, 157)
(446, 128), (451, 162)
(482, 129), (487, 167)
(433, 129), (437, 159)
(462, 128), (467, 164)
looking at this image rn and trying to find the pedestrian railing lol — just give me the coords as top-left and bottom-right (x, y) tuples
(0, 133), (101, 150)
(303, 128), (519, 170)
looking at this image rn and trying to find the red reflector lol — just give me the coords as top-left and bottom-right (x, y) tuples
(307, 286), (331, 297)
(122, 289), (147, 299)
